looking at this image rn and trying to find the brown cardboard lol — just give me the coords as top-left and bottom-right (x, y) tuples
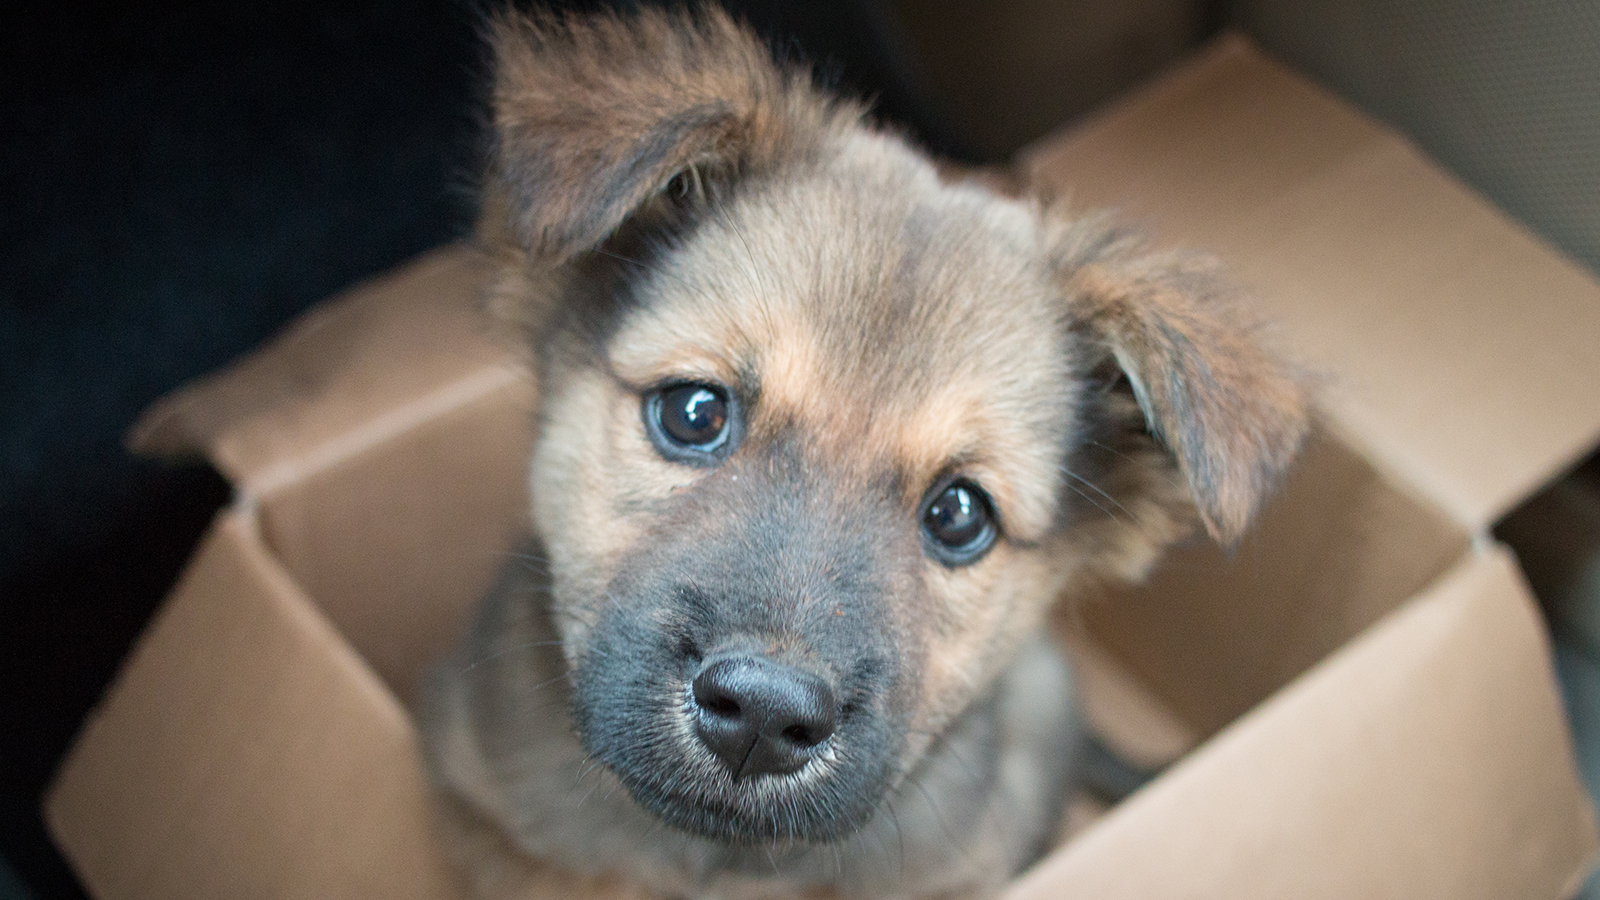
(1017, 547), (1596, 900)
(45, 510), (465, 900)
(45, 34), (1600, 900)
(1021, 36), (1600, 532)
(1062, 424), (1471, 747)
(252, 376), (535, 701)
(128, 245), (518, 494)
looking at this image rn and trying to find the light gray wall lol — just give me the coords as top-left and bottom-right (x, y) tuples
(1236, 0), (1600, 276)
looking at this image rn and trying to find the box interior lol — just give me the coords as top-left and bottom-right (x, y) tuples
(254, 378), (537, 705)
(1497, 449), (1600, 659)
(1072, 422), (1470, 745)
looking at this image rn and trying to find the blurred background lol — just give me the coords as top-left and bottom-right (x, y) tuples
(3, 1), (1598, 897)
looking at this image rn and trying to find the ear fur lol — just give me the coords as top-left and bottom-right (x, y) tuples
(485, 5), (855, 263)
(1059, 227), (1308, 545)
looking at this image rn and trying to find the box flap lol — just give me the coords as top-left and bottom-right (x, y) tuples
(1021, 36), (1600, 530)
(128, 244), (522, 497)
(44, 510), (467, 900)
(1008, 545), (1599, 900)
(1076, 423), (1472, 739)
(256, 377), (536, 703)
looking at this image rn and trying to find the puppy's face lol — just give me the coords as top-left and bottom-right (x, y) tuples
(485, 9), (1305, 846)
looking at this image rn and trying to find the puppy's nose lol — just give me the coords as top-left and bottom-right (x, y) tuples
(691, 656), (837, 781)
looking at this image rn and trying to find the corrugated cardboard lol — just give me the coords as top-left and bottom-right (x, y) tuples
(45, 35), (1600, 900)
(1021, 547), (1594, 900)
(43, 511), (461, 900)
(1020, 36), (1600, 532)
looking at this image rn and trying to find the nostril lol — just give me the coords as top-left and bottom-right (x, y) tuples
(692, 667), (744, 720)
(780, 724), (817, 747)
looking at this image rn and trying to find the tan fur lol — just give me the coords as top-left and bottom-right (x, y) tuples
(487, 6), (858, 263)
(422, 7), (1308, 900)
(1064, 252), (1308, 544)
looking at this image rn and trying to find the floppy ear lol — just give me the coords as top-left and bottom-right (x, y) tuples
(1064, 244), (1308, 545)
(485, 6), (852, 262)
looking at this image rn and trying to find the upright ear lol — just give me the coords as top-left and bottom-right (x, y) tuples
(1063, 240), (1309, 545)
(485, 6), (851, 262)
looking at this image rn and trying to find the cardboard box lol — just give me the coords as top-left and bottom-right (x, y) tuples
(44, 36), (1600, 900)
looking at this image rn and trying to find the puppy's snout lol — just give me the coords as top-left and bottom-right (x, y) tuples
(691, 656), (837, 781)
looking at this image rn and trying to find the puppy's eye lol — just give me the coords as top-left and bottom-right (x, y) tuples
(646, 382), (734, 461)
(921, 479), (997, 566)
(660, 384), (727, 446)
(665, 169), (699, 207)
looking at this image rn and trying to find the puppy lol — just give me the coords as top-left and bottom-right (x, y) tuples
(419, 7), (1307, 900)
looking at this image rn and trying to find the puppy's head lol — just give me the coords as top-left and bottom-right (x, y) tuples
(483, 7), (1306, 846)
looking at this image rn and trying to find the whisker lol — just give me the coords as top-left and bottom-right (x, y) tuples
(574, 776), (605, 811)
(553, 606), (599, 628)
(592, 246), (672, 283)
(857, 816), (893, 876)
(906, 776), (975, 869)
(1085, 438), (1139, 464)
(725, 210), (778, 325)
(572, 756), (605, 789)
(1060, 478), (1120, 523)
(529, 670), (575, 694)
(938, 741), (1013, 850)
(590, 245), (724, 312)
(458, 639), (566, 673)
(882, 796), (907, 878)
(1061, 466), (1139, 524)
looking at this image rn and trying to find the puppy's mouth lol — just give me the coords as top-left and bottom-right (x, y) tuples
(572, 640), (901, 845)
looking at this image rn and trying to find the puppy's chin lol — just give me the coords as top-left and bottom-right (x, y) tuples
(599, 731), (887, 846)
(570, 649), (903, 845)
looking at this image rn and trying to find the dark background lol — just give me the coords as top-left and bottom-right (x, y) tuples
(3, 2), (481, 896)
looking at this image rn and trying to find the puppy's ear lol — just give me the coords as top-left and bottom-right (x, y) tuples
(1064, 244), (1308, 545)
(485, 6), (850, 262)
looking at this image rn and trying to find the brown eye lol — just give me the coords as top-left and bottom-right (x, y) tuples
(646, 382), (734, 462)
(921, 479), (997, 566)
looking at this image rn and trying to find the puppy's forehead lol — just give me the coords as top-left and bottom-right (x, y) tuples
(608, 138), (1078, 535)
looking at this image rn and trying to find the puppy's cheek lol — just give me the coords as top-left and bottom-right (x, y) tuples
(910, 549), (1069, 736)
(1056, 461), (1197, 590)
(531, 373), (722, 660)
(529, 378), (637, 650)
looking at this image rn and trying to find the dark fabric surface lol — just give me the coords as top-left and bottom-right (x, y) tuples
(0, 2), (957, 896)
(1, 2), (484, 895)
